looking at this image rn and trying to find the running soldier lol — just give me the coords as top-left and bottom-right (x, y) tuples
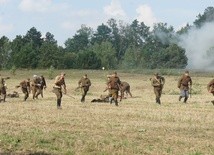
(53, 72), (66, 109)
(151, 73), (165, 104)
(16, 78), (31, 101)
(0, 74), (10, 102)
(78, 74), (91, 103)
(107, 72), (121, 106)
(178, 70), (192, 103)
(207, 78), (214, 105)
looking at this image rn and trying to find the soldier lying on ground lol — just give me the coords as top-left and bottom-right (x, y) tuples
(91, 95), (110, 103)
(7, 91), (19, 98)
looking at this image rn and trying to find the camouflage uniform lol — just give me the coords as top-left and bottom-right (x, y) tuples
(53, 73), (66, 109)
(207, 79), (214, 105)
(178, 71), (192, 103)
(107, 72), (121, 106)
(151, 73), (165, 104)
(19, 79), (31, 101)
(78, 74), (91, 103)
(120, 81), (132, 100)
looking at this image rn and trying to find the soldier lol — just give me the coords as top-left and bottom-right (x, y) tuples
(16, 78), (31, 101)
(107, 72), (121, 106)
(120, 81), (132, 100)
(31, 75), (42, 99)
(151, 73), (165, 104)
(207, 78), (214, 105)
(37, 75), (47, 98)
(78, 74), (91, 103)
(0, 74), (10, 102)
(178, 70), (192, 103)
(53, 72), (66, 109)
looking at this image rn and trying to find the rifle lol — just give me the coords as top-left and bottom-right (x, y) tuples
(75, 86), (82, 91)
(63, 93), (76, 99)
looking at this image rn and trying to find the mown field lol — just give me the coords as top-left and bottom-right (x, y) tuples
(0, 69), (213, 155)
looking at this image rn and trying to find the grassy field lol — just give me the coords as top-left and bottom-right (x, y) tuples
(0, 69), (213, 155)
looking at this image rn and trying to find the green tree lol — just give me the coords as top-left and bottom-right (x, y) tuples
(194, 7), (214, 28)
(0, 36), (11, 69)
(65, 25), (93, 53)
(92, 23), (111, 45)
(90, 41), (117, 69)
(76, 50), (101, 69)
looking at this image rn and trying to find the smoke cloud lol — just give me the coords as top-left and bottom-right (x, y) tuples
(179, 22), (214, 70)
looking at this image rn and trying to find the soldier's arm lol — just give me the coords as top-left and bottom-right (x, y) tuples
(162, 77), (165, 85)
(178, 76), (182, 88)
(88, 79), (91, 86)
(189, 77), (192, 86)
(207, 79), (214, 92)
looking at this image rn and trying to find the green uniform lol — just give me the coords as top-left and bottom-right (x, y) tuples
(151, 75), (165, 104)
(120, 81), (132, 99)
(178, 74), (192, 103)
(0, 76), (8, 102)
(53, 74), (66, 109)
(20, 80), (30, 101)
(108, 75), (121, 106)
(207, 79), (214, 105)
(78, 76), (91, 102)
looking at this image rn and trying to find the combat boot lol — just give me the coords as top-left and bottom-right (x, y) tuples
(157, 98), (161, 104)
(179, 96), (182, 101)
(115, 100), (119, 106)
(211, 100), (214, 105)
(184, 97), (188, 103)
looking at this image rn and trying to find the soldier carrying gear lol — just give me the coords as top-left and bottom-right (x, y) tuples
(0, 74), (10, 102)
(107, 72), (121, 106)
(53, 72), (66, 109)
(16, 78), (31, 101)
(207, 78), (214, 105)
(151, 73), (165, 104)
(120, 81), (132, 101)
(178, 70), (192, 103)
(78, 74), (91, 103)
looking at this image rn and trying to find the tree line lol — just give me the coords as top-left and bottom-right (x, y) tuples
(0, 7), (213, 70)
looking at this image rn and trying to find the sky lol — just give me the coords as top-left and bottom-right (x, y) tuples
(0, 0), (213, 46)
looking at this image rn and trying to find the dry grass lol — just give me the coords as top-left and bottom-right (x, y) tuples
(0, 69), (213, 155)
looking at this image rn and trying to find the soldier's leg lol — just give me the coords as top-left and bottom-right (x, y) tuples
(179, 90), (185, 101)
(127, 86), (133, 97)
(54, 88), (62, 108)
(154, 88), (159, 103)
(35, 87), (42, 99)
(81, 88), (86, 102)
(2, 87), (6, 102)
(32, 86), (36, 99)
(184, 90), (189, 103)
(114, 90), (119, 106)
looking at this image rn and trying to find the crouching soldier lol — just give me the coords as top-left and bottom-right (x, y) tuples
(78, 74), (91, 103)
(151, 73), (165, 104)
(207, 78), (214, 105)
(120, 81), (132, 100)
(16, 78), (31, 101)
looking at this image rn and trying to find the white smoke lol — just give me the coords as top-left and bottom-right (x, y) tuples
(179, 22), (214, 70)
